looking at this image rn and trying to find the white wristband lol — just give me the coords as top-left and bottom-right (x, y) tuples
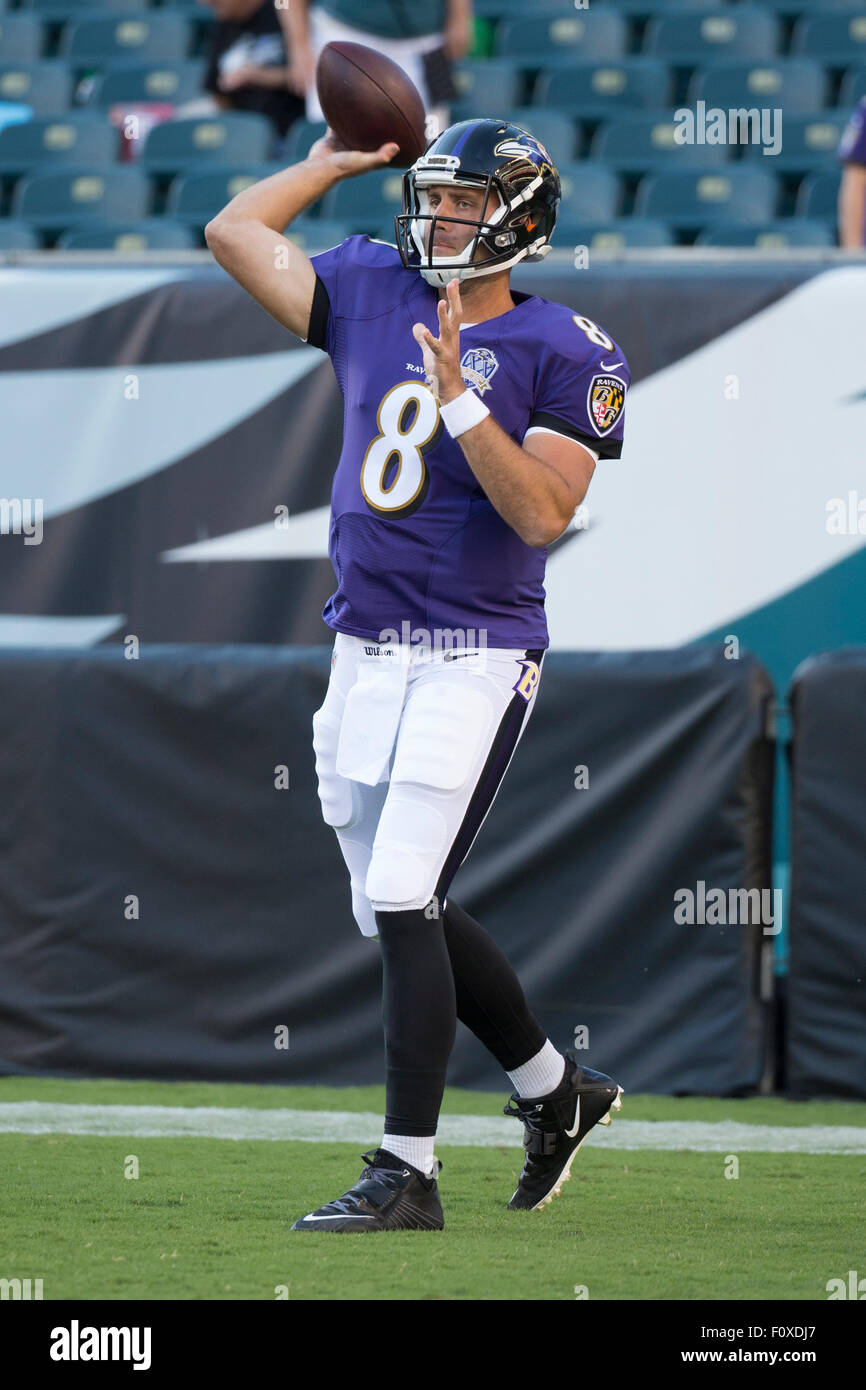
(439, 389), (490, 438)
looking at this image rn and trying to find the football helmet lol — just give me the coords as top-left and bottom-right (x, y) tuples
(395, 118), (561, 287)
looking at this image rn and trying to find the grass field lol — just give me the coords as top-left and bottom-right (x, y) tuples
(2, 1076), (864, 1301)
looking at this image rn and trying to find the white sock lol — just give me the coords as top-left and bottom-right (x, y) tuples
(382, 1133), (437, 1176)
(507, 1040), (566, 1098)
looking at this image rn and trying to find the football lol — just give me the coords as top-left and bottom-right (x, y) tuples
(315, 41), (428, 168)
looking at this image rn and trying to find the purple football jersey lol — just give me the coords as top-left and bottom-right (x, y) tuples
(306, 235), (629, 650)
(839, 97), (866, 167)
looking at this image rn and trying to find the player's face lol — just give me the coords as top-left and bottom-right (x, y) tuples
(423, 184), (494, 259)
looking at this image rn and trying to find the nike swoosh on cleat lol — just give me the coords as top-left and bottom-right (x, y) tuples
(302, 1212), (375, 1222)
(564, 1095), (581, 1139)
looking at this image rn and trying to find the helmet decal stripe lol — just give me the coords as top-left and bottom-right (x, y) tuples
(449, 120), (484, 160)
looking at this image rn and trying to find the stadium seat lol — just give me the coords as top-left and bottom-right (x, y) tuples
(320, 168), (406, 229)
(0, 103), (34, 134)
(0, 14), (44, 62)
(282, 118), (327, 164)
(496, 11), (627, 63)
(85, 58), (205, 107)
(0, 217), (40, 249)
(11, 163), (151, 228)
(644, 7), (780, 65)
(633, 166), (778, 227)
(140, 113), (273, 176)
(557, 160), (621, 220)
(507, 107), (581, 163)
(59, 15), (191, 69)
(0, 114), (118, 176)
(796, 169), (841, 219)
(840, 66), (866, 105)
(165, 164), (283, 224)
(688, 59), (827, 115)
(695, 219), (835, 246)
(56, 218), (199, 248)
(791, 11), (866, 69)
(452, 59), (523, 116)
(0, 61), (73, 114)
(291, 217), (354, 251)
(552, 216), (675, 248)
(533, 60), (672, 119)
(742, 112), (849, 174)
(21, 0), (144, 12)
(591, 110), (731, 171)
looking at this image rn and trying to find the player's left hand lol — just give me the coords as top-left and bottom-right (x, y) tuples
(412, 279), (466, 404)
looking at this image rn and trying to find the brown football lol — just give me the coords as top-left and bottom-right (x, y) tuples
(315, 41), (428, 168)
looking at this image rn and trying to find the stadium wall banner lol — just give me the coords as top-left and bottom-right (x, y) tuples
(0, 644), (774, 1095)
(786, 651), (866, 1101)
(0, 259), (864, 703)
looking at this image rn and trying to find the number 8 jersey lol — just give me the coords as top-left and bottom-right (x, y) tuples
(306, 234), (629, 650)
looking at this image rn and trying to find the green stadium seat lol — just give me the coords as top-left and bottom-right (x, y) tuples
(588, 0), (719, 12)
(85, 58), (205, 107)
(688, 59), (827, 115)
(591, 110), (731, 171)
(644, 7), (780, 65)
(0, 60), (72, 113)
(0, 14), (44, 62)
(792, 9), (866, 67)
(141, 113), (273, 176)
(11, 163), (151, 227)
(59, 15), (191, 69)
(0, 114), (117, 175)
(165, 163), (283, 224)
(696, 219), (835, 246)
(795, 169), (841, 218)
(552, 216), (675, 247)
(0, 217), (40, 248)
(282, 118), (327, 164)
(634, 166), (778, 227)
(496, 11), (627, 63)
(742, 112), (850, 173)
(320, 167), (406, 229)
(840, 65), (866, 105)
(507, 107), (581, 163)
(452, 59), (523, 116)
(738, 0), (853, 12)
(291, 217), (354, 250)
(534, 60), (672, 119)
(22, 0), (144, 12)
(57, 218), (198, 248)
(557, 160), (621, 219)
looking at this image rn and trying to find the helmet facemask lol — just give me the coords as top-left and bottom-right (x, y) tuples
(396, 165), (551, 288)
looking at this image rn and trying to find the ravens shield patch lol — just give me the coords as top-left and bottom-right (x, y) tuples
(587, 374), (626, 436)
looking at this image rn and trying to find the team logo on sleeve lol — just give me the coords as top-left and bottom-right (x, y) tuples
(460, 346), (499, 396)
(587, 374), (626, 436)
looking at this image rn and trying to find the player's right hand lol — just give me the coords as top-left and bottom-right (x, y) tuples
(306, 130), (400, 179)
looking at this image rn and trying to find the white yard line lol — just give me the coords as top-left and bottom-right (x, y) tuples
(0, 1103), (864, 1153)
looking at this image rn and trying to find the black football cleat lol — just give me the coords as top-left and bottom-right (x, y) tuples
(503, 1051), (624, 1211)
(291, 1148), (444, 1231)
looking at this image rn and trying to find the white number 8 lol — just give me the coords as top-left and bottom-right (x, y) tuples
(572, 315), (614, 351)
(360, 381), (442, 518)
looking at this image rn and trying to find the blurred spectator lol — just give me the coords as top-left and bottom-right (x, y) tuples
(278, 0), (472, 139)
(203, 0), (305, 143)
(838, 96), (866, 248)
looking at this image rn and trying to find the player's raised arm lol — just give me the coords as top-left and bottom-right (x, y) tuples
(203, 133), (399, 341)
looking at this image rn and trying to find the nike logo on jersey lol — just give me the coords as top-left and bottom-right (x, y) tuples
(565, 1096), (581, 1139)
(599, 359), (623, 370)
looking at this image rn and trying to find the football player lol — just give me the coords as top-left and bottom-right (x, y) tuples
(205, 118), (626, 1230)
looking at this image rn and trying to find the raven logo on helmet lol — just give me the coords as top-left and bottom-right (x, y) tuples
(394, 118), (561, 288)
